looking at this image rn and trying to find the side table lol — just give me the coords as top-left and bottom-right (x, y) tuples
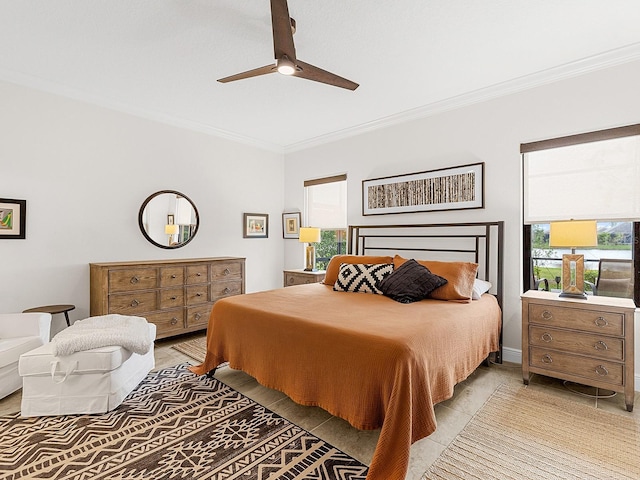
(283, 269), (326, 287)
(23, 304), (75, 327)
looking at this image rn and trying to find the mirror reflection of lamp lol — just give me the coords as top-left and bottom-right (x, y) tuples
(299, 227), (321, 271)
(549, 220), (597, 299)
(165, 224), (179, 246)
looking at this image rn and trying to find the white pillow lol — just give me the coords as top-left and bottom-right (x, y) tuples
(472, 278), (492, 300)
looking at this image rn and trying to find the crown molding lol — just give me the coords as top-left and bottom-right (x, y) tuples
(283, 42), (640, 154)
(3, 41), (640, 156)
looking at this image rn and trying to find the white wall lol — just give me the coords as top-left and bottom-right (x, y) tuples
(284, 60), (640, 382)
(1, 81), (284, 336)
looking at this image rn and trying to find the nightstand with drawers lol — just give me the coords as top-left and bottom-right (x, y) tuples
(521, 290), (636, 412)
(283, 269), (326, 287)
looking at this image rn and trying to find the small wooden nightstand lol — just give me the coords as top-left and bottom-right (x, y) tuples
(283, 269), (326, 287)
(521, 290), (636, 412)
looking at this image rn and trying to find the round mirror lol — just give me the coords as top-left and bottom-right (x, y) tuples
(138, 190), (199, 249)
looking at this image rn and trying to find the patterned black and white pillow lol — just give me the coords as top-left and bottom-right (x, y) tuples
(333, 263), (394, 294)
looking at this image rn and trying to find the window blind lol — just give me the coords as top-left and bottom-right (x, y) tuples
(304, 175), (347, 229)
(523, 127), (640, 224)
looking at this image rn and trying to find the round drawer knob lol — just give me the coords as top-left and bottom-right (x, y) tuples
(541, 310), (553, 320)
(542, 354), (553, 364)
(170, 296), (177, 301)
(197, 272), (202, 276)
(594, 317), (608, 327)
(541, 332), (553, 343)
(594, 341), (608, 351)
(170, 318), (178, 325)
(171, 274), (177, 279)
(196, 292), (202, 297)
(288, 278), (295, 285)
(595, 365), (609, 376)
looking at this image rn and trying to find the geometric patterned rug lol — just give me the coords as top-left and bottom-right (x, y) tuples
(0, 364), (368, 480)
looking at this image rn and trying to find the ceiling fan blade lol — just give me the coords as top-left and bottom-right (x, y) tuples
(271, 0), (296, 61)
(294, 60), (359, 90)
(217, 64), (276, 83)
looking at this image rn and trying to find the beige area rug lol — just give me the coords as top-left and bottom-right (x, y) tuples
(424, 383), (640, 480)
(172, 335), (207, 363)
(0, 364), (368, 480)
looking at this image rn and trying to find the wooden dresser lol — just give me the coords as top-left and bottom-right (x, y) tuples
(90, 257), (245, 340)
(521, 290), (636, 411)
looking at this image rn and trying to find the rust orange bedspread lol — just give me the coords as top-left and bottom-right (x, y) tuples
(191, 283), (501, 480)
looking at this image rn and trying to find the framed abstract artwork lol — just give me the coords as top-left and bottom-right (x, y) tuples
(362, 162), (484, 215)
(243, 213), (269, 238)
(282, 212), (301, 239)
(0, 198), (26, 239)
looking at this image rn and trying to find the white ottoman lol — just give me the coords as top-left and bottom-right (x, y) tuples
(18, 323), (155, 416)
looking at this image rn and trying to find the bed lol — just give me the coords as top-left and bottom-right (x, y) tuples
(191, 222), (503, 480)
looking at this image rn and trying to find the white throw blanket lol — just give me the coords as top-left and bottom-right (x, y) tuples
(51, 314), (153, 356)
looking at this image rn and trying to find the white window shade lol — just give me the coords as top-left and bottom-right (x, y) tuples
(524, 135), (640, 224)
(305, 178), (347, 229)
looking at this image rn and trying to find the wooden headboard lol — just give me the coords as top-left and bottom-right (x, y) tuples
(348, 222), (504, 362)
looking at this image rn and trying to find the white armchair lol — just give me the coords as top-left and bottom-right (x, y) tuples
(0, 313), (52, 399)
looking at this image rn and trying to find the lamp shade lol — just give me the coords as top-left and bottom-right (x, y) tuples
(165, 224), (179, 235)
(299, 227), (321, 243)
(549, 220), (597, 248)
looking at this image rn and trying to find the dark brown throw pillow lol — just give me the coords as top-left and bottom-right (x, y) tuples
(378, 258), (448, 303)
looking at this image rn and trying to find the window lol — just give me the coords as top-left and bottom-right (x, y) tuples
(522, 124), (640, 304)
(304, 174), (347, 270)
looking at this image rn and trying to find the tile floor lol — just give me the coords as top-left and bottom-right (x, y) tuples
(2, 332), (638, 480)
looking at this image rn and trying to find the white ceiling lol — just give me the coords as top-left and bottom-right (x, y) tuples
(1, 1), (640, 153)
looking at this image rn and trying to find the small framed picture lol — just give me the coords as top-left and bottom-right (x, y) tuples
(243, 213), (269, 238)
(282, 212), (301, 239)
(0, 198), (26, 239)
(167, 214), (174, 225)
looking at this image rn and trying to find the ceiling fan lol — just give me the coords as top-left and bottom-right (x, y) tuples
(217, 0), (359, 90)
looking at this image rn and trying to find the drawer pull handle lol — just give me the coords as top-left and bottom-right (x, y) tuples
(130, 299), (139, 307)
(170, 318), (178, 325)
(194, 313), (201, 320)
(223, 287), (231, 294)
(595, 365), (609, 376)
(223, 268), (230, 276)
(594, 341), (608, 351)
(541, 332), (553, 343)
(288, 278), (295, 284)
(594, 317), (608, 327)
(130, 276), (139, 284)
(541, 310), (553, 320)
(541, 354), (553, 364)
(171, 274), (177, 279)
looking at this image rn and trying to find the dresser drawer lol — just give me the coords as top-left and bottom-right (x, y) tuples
(187, 304), (213, 328)
(159, 287), (184, 309)
(528, 304), (624, 336)
(186, 265), (208, 284)
(146, 309), (185, 337)
(529, 325), (624, 361)
(211, 280), (243, 300)
(212, 262), (242, 280)
(160, 267), (184, 287)
(186, 284), (209, 305)
(529, 347), (624, 386)
(109, 268), (157, 292)
(108, 291), (157, 315)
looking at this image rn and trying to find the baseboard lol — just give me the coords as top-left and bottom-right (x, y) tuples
(500, 347), (640, 391)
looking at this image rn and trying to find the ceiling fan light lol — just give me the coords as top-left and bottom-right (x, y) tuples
(276, 57), (296, 75)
